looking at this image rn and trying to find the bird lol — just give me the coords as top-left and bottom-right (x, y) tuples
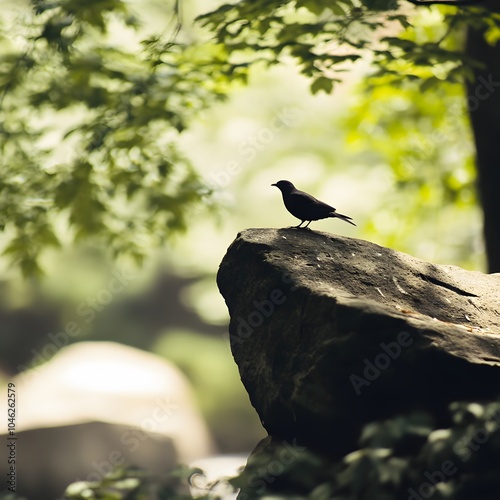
(272, 180), (356, 229)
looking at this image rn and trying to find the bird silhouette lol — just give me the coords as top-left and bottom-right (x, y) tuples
(272, 180), (356, 229)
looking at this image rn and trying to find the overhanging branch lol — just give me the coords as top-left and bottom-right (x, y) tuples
(406, 0), (484, 5)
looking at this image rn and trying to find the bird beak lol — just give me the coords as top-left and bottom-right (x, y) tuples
(271, 183), (277, 187)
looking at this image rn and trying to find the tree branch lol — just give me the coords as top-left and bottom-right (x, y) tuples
(406, 0), (484, 5)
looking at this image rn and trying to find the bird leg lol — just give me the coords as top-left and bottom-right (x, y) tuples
(293, 221), (306, 228)
(303, 220), (312, 228)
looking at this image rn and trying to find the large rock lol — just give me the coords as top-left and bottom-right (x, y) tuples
(217, 228), (500, 456)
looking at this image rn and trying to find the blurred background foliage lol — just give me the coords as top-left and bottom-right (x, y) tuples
(0, 0), (497, 482)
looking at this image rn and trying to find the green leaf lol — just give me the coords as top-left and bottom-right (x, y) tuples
(310, 76), (333, 94)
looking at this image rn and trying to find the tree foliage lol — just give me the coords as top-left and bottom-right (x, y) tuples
(197, 0), (500, 92)
(2, 0), (500, 275)
(199, 0), (500, 272)
(0, 0), (232, 275)
(342, 76), (481, 267)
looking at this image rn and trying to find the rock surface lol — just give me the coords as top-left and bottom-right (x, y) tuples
(217, 228), (500, 455)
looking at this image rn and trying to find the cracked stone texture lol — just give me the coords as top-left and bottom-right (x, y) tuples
(217, 228), (500, 455)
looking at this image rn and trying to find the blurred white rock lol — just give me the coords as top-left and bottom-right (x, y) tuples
(0, 341), (216, 499)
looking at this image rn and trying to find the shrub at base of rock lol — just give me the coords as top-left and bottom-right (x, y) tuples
(233, 401), (500, 500)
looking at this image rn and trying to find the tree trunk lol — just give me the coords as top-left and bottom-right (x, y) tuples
(465, 4), (500, 273)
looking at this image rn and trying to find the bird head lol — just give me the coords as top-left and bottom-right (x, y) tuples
(271, 180), (295, 193)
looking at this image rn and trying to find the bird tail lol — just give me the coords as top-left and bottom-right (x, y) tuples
(331, 211), (356, 226)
